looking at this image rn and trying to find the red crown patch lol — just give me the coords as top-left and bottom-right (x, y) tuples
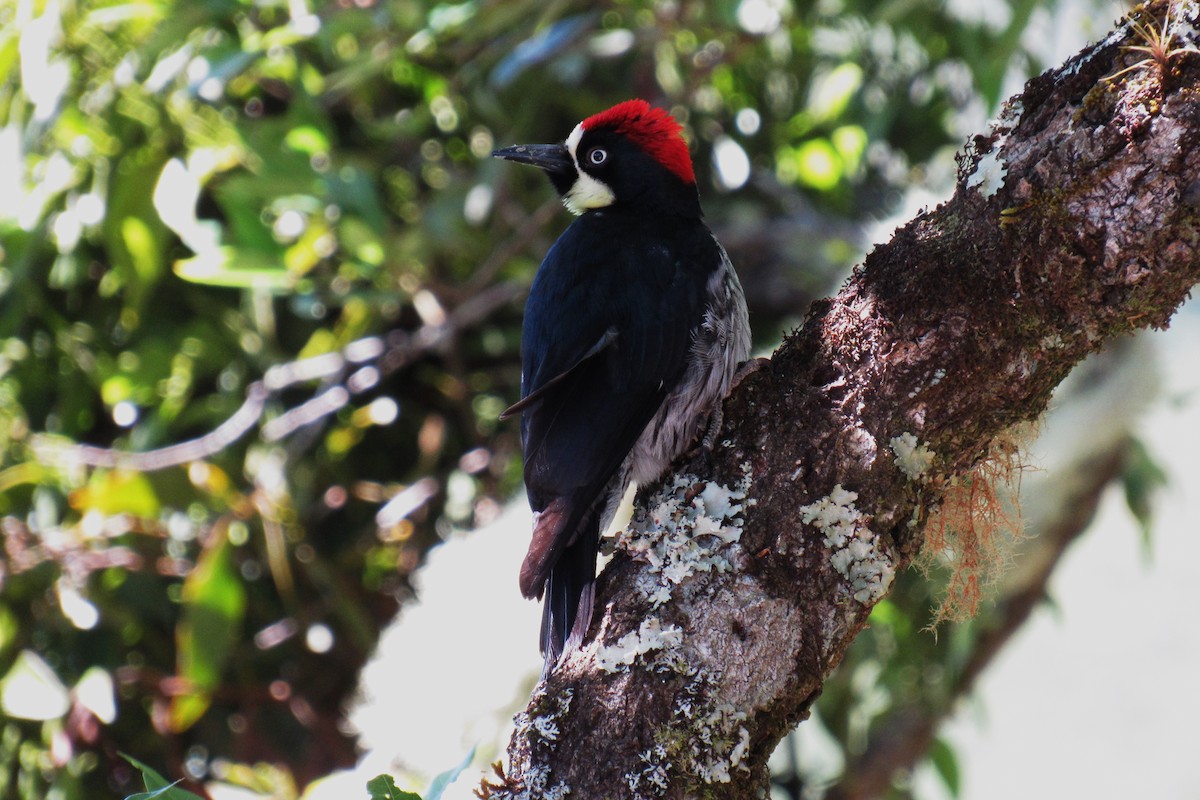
(582, 99), (695, 185)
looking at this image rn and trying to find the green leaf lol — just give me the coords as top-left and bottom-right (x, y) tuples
(0, 606), (18, 662)
(929, 737), (961, 798)
(122, 216), (162, 286)
(285, 125), (331, 156)
(806, 62), (863, 123)
(425, 746), (476, 800)
(120, 755), (204, 800)
(799, 139), (842, 190)
(831, 125), (867, 175)
(100, 374), (136, 406)
(103, 151), (169, 314)
(70, 470), (161, 518)
(173, 247), (295, 291)
(366, 774), (422, 800)
(169, 534), (247, 732)
(1121, 436), (1168, 555)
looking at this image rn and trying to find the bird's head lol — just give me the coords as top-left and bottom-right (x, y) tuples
(493, 99), (700, 217)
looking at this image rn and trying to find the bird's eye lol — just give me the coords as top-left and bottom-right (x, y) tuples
(587, 148), (608, 166)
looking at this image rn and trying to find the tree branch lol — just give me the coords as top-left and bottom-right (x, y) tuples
(824, 337), (1153, 799)
(28, 281), (522, 472)
(488, 4), (1200, 797)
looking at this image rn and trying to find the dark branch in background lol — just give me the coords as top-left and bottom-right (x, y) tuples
(29, 280), (522, 473)
(458, 198), (561, 298)
(487, 3), (1200, 798)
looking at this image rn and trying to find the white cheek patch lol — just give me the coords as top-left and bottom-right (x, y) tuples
(564, 172), (615, 215)
(562, 122), (615, 215)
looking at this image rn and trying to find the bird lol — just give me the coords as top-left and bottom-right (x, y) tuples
(493, 99), (751, 672)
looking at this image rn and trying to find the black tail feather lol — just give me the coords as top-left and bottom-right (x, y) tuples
(539, 525), (599, 674)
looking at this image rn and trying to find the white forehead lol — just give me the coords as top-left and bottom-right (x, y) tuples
(565, 123), (586, 161)
(561, 121), (614, 215)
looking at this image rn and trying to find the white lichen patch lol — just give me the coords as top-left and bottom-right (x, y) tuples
(613, 468), (753, 607)
(595, 617), (684, 673)
(800, 485), (895, 604)
(1178, 0), (1200, 36)
(967, 147), (1007, 197)
(1040, 332), (1066, 350)
(674, 671), (751, 786)
(998, 98), (1024, 131)
(729, 725), (751, 766)
(500, 690), (574, 800)
(512, 763), (570, 800)
(911, 366), (948, 398)
(890, 432), (935, 482)
(514, 687), (574, 749)
(1005, 349), (1038, 379)
(693, 715), (750, 783)
(622, 669), (753, 798)
(625, 743), (672, 799)
(530, 712), (561, 743)
(964, 94), (1026, 199)
(1064, 22), (1130, 78)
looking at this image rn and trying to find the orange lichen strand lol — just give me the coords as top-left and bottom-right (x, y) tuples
(920, 428), (1028, 625)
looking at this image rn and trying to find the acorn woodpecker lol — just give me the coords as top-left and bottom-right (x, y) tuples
(493, 99), (751, 671)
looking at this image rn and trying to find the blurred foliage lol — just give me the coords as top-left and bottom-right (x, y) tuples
(0, 0), (1120, 797)
(1120, 436), (1169, 554)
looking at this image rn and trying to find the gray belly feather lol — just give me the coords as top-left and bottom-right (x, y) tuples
(598, 241), (750, 533)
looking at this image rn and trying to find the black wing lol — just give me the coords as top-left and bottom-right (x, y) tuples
(516, 212), (715, 593)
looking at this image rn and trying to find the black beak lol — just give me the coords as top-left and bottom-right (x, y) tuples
(492, 143), (574, 178)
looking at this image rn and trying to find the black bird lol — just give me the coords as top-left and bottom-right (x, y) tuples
(493, 99), (751, 671)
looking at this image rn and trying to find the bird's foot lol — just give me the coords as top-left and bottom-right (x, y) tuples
(700, 404), (725, 453)
(686, 358), (769, 457)
(731, 356), (769, 391)
(698, 357), (768, 450)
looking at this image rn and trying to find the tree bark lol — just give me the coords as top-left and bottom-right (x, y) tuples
(824, 337), (1154, 799)
(484, 3), (1200, 797)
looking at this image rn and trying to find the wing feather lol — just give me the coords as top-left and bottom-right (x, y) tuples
(514, 212), (717, 596)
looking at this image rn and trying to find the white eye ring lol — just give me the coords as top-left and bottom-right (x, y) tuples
(587, 147), (607, 166)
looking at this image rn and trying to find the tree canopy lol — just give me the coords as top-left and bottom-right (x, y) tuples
(3, 0), (1184, 798)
